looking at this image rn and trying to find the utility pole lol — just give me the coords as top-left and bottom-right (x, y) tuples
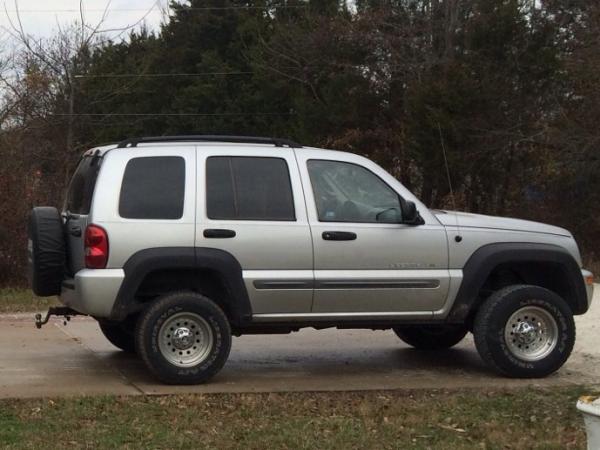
(67, 74), (75, 152)
(63, 72), (76, 190)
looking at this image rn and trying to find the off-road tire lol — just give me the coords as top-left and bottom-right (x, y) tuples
(135, 291), (231, 385)
(28, 207), (65, 296)
(98, 320), (136, 353)
(473, 284), (575, 378)
(393, 325), (468, 350)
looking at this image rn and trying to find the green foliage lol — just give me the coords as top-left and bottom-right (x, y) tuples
(1, 0), (599, 285)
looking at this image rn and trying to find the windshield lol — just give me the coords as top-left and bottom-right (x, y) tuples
(65, 154), (101, 215)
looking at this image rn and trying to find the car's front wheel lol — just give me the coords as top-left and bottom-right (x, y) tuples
(135, 291), (231, 384)
(473, 284), (575, 378)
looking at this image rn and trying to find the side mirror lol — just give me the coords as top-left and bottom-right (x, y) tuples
(375, 207), (402, 223)
(403, 201), (424, 225)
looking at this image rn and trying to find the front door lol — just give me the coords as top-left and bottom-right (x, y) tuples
(296, 151), (450, 315)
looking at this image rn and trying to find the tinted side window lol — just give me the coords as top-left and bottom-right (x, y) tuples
(119, 156), (185, 219)
(66, 155), (101, 214)
(307, 160), (402, 223)
(206, 156), (295, 221)
(205, 156), (236, 220)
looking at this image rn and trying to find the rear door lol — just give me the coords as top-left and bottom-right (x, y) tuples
(195, 146), (313, 315)
(63, 153), (102, 275)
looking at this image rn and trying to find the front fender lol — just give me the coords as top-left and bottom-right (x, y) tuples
(447, 242), (588, 322)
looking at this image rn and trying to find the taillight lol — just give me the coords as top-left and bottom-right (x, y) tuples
(85, 224), (108, 269)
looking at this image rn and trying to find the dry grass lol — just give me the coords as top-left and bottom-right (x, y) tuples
(0, 288), (58, 313)
(0, 387), (592, 449)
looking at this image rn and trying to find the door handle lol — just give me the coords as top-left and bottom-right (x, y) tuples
(322, 231), (357, 241)
(203, 229), (236, 239)
(69, 226), (82, 237)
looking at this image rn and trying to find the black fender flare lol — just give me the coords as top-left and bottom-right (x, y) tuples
(110, 247), (251, 325)
(447, 242), (587, 322)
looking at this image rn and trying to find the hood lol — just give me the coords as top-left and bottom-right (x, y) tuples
(433, 210), (572, 237)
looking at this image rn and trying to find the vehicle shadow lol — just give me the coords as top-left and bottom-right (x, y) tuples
(99, 341), (503, 391)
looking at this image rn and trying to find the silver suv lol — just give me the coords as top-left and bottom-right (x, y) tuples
(27, 135), (594, 384)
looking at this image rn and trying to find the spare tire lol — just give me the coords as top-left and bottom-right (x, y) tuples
(28, 207), (65, 296)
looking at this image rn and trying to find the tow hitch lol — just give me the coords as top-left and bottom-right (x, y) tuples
(35, 307), (84, 329)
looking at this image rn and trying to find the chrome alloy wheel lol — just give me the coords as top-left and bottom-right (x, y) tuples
(158, 312), (214, 367)
(504, 306), (559, 361)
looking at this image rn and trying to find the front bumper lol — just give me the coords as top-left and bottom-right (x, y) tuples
(60, 269), (124, 318)
(582, 269), (594, 309)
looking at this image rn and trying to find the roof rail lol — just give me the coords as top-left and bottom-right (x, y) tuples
(116, 135), (302, 148)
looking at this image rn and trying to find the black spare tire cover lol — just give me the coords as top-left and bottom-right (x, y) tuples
(28, 207), (65, 296)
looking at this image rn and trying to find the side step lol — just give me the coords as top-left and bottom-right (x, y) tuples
(35, 307), (85, 329)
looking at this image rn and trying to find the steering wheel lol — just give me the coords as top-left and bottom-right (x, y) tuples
(338, 200), (361, 222)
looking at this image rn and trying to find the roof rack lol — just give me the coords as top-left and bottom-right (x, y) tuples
(116, 135), (302, 149)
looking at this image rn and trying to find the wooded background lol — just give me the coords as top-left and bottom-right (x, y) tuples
(1, 0), (599, 285)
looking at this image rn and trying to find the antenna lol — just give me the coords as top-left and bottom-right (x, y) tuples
(437, 123), (462, 243)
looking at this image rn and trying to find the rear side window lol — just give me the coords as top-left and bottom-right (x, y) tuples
(206, 156), (295, 221)
(66, 155), (101, 214)
(119, 156), (185, 219)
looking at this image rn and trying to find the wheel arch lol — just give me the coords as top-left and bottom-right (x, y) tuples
(110, 247), (252, 326)
(448, 242), (588, 323)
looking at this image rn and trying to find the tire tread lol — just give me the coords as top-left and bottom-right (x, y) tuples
(473, 284), (575, 378)
(135, 291), (231, 385)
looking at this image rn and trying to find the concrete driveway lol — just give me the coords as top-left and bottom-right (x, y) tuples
(0, 288), (598, 398)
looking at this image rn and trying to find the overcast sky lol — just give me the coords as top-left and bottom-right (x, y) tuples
(0, 1), (356, 43)
(0, 0), (166, 41)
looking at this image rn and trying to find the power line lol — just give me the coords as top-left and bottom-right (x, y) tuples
(74, 71), (255, 78)
(2, 9), (162, 13)
(73, 65), (400, 79)
(51, 112), (295, 116)
(3, 6), (308, 13)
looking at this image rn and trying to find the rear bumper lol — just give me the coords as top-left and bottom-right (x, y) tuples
(59, 269), (124, 318)
(582, 269), (594, 309)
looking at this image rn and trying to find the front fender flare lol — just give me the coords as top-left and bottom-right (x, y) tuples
(447, 242), (587, 322)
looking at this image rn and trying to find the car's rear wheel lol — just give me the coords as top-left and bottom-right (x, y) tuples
(98, 320), (136, 353)
(135, 291), (231, 384)
(473, 284), (575, 378)
(393, 325), (468, 350)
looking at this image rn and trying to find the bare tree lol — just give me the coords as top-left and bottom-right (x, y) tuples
(0, 0), (162, 285)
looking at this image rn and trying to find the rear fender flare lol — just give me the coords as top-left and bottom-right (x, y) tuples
(110, 247), (251, 324)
